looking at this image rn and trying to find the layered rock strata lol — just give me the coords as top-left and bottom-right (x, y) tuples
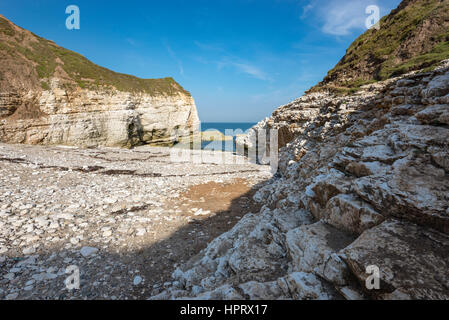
(0, 82), (200, 148)
(0, 15), (199, 148)
(154, 60), (449, 300)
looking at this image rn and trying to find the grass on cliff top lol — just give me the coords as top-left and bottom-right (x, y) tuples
(0, 16), (190, 96)
(311, 0), (449, 94)
(380, 40), (449, 78)
(0, 16), (14, 37)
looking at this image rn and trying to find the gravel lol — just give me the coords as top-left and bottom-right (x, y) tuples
(0, 143), (271, 300)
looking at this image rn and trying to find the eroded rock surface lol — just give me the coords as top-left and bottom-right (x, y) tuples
(343, 219), (449, 300)
(0, 83), (200, 148)
(155, 61), (449, 300)
(0, 15), (200, 148)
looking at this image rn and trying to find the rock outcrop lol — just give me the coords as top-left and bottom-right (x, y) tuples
(153, 59), (449, 300)
(0, 84), (199, 148)
(150, 0), (449, 300)
(0, 15), (199, 147)
(310, 0), (449, 93)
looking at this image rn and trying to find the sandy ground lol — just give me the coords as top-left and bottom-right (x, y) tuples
(0, 143), (272, 300)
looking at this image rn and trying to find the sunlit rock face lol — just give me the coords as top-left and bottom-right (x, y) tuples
(0, 14), (200, 148)
(153, 60), (449, 301)
(0, 80), (200, 148)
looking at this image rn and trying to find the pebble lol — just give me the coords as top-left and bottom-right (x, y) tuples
(103, 230), (112, 237)
(80, 247), (99, 257)
(0, 142), (270, 300)
(5, 293), (19, 300)
(4, 273), (15, 281)
(25, 280), (35, 286)
(22, 247), (36, 255)
(194, 209), (211, 216)
(133, 276), (143, 286)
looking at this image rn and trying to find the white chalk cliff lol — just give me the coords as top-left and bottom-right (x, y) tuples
(0, 82), (199, 148)
(0, 15), (199, 148)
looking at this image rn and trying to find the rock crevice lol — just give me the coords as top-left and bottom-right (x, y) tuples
(154, 60), (449, 300)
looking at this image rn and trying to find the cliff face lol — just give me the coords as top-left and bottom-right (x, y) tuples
(0, 82), (199, 148)
(153, 0), (449, 300)
(310, 0), (449, 93)
(155, 59), (449, 301)
(0, 15), (199, 147)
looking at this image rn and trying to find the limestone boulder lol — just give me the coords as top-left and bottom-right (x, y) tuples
(343, 219), (449, 300)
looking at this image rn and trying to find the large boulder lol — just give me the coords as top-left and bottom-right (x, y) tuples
(343, 219), (449, 300)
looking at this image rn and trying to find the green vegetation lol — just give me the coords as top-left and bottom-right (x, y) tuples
(0, 16), (190, 96)
(0, 16), (15, 37)
(40, 80), (50, 91)
(311, 0), (449, 94)
(379, 41), (449, 78)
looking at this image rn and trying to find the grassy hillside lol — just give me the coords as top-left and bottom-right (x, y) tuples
(0, 15), (190, 96)
(310, 0), (449, 94)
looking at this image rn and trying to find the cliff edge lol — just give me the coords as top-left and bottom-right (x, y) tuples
(154, 0), (449, 300)
(0, 15), (200, 148)
(310, 0), (449, 94)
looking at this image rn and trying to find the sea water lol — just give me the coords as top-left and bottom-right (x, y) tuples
(200, 122), (256, 152)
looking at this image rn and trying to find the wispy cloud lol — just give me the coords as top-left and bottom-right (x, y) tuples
(194, 41), (224, 52)
(126, 38), (137, 47)
(301, 0), (388, 36)
(195, 41), (271, 81)
(300, 0), (317, 20)
(218, 60), (271, 81)
(165, 43), (184, 76)
(321, 1), (372, 36)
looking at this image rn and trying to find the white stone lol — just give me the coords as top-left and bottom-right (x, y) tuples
(103, 230), (113, 237)
(22, 247), (36, 255)
(80, 246), (99, 257)
(5, 293), (18, 300)
(194, 209), (211, 216)
(133, 276), (143, 286)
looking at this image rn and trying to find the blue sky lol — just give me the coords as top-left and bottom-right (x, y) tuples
(0, 0), (401, 122)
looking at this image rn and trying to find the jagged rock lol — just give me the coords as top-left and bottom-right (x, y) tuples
(304, 170), (352, 220)
(157, 63), (449, 300)
(278, 272), (338, 300)
(194, 285), (244, 300)
(323, 194), (385, 235)
(239, 272), (337, 300)
(421, 73), (449, 98)
(352, 154), (449, 234)
(1, 1), (447, 301)
(337, 286), (366, 300)
(342, 219), (449, 300)
(286, 221), (355, 285)
(167, 272), (338, 300)
(416, 105), (449, 125)
(310, 0), (449, 92)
